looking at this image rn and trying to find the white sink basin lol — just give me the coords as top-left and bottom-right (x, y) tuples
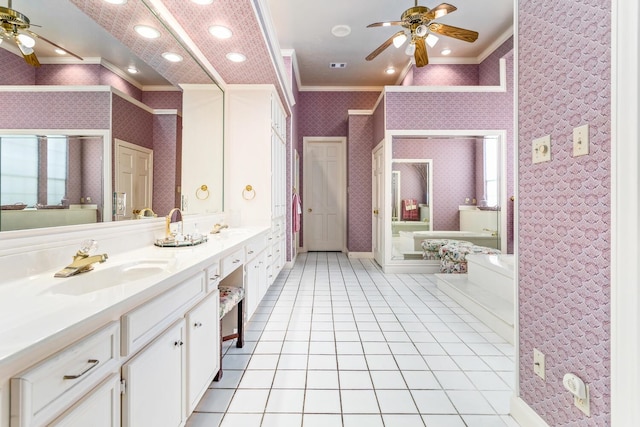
(45, 260), (174, 296)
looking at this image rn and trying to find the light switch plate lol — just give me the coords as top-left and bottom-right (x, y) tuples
(533, 348), (546, 380)
(573, 124), (589, 157)
(532, 135), (551, 164)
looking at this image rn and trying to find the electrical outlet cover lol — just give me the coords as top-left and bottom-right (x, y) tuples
(574, 384), (590, 417)
(573, 124), (590, 157)
(532, 135), (551, 164)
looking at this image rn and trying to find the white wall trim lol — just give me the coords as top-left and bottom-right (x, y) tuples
(347, 110), (373, 116)
(611, 0), (640, 425)
(299, 85), (384, 92)
(510, 396), (551, 427)
(347, 252), (374, 259)
(513, 0), (522, 401)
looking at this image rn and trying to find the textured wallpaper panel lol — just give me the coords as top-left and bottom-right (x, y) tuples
(518, 0), (611, 425)
(0, 49), (35, 84)
(411, 64), (479, 86)
(0, 91), (110, 129)
(152, 114), (179, 216)
(111, 94), (154, 149)
(142, 91), (183, 110)
(347, 115), (374, 252)
(393, 138), (476, 231)
(35, 64), (101, 86)
(479, 37), (513, 86)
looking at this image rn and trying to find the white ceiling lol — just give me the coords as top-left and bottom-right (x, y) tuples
(266, 0), (514, 88)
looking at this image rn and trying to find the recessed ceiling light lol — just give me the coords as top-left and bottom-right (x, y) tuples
(226, 52), (246, 63)
(331, 25), (351, 37)
(441, 48), (452, 55)
(385, 67), (396, 75)
(209, 25), (232, 39)
(54, 48), (67, 55)
(134, 25), (161, 39)
(127, 67), (138, 74)
(162, 52), (183, 62)
(191, 0), (213, 4)
(104, 0), (127, 4)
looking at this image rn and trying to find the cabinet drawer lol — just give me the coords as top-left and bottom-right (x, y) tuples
(221, 249), (244, 278)
(11, 322), (120, 427)
(206, 261), (221, 293)
(245, 236), (266, 260)
(121, 272), (205, 356)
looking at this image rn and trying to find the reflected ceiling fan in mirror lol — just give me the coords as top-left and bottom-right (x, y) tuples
(366, 1), (478, 67)
(0, 0), (82, 66)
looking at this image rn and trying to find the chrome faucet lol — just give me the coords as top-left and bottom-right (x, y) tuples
(54, 240), (108, 278)
(483, 228), (498, 237)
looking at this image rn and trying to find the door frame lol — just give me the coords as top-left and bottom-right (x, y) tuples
(114, 139), (154, 219)
(301, 136), (347, 253)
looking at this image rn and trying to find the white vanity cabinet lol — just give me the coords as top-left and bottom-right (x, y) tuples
(186, 290), (220, 413)
(10, 322), (120, 427)
(225, 85), (288, 287)
(121, 319), (186, 427)
(49, 374), (120, 427)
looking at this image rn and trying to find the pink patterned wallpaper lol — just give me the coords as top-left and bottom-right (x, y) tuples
(0, 91), (110, 129)
(0, 49), (35, 84)
(35, 64), (102, 86)
(393, 138), (477, 231)
(111, 94), (154, 149)
(81, 137), (105, 221)
(373, 96), (385, 146)
(410, 64), (480, 86)
(518, 0), (611, 425)
(347, 115), (374, 252)
(152, 114), (180, 216)
(143, 91), (183, 110)
(480, 37), (513, 86)
(100, 67), (143, 100)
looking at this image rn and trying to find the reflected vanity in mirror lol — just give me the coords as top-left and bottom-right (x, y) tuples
(155, 208), (207, 247)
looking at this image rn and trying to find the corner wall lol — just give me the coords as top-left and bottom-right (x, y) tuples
(517, 0), (611, 424)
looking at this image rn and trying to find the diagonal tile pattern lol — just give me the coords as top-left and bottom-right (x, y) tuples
(187, 252), (521, 427)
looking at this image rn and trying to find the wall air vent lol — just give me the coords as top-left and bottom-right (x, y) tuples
(329, 63), (347, 69)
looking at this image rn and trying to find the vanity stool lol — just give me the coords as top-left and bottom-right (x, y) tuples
(214, 285), (245, 381)
(439, 244), (501, 274)
(421, 239), (472, 260)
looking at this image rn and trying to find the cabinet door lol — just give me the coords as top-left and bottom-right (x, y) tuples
(245, 257), (260, 320)
(186, 291), (220, 413)
(50, 374), (120, 427)
(122, 320), (185, 427)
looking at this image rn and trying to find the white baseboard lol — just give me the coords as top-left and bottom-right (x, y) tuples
(510, 396), (550, 427)
(347, 252), (374, 259)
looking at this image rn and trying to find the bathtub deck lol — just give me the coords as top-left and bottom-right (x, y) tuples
(435, 255), (515, 344)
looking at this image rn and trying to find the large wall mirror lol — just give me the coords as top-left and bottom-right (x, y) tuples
(0, 0), (225, 234)
(386, 131), (508, 268)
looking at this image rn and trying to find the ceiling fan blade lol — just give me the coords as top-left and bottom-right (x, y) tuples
(366, 30), (405, 61)
(367, 21), (404, 28)
(20, 49), (40, 66)
(414, 37), (428, 67)
(424, 3), (457, 21)
(428, 22), (478, 43)
(27, 29), (83, 60)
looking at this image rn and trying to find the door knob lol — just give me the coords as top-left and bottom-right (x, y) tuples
(308, 208), (312, 212)
(373, 209), (379, 215)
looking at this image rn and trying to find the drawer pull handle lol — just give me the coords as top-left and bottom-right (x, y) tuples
(248, 250), (254, 254)
(63, 359), (99, 380)
(194, 322), (203, 328)
(233, 259), (241, 263)
(210, 274), (220, 281)
(174, 340), (184, 347)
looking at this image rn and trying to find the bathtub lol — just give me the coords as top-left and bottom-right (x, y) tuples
(400, 230), (500, 251)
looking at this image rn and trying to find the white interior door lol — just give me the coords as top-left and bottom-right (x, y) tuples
(303, 137), (346, 251)
(373, 144), (384, 264)
(115, 139), (153, 220)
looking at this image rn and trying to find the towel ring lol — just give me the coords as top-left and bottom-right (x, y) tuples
(196, 185), (210, 200)
(242, 185), (256, 200)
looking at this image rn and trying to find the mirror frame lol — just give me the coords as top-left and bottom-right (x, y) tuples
(383, 129), (508, 272)
(0, 129), (112, 231)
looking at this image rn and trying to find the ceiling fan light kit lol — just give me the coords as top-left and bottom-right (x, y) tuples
(365, 1), (478, 68)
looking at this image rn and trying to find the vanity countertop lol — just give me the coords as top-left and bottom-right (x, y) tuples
(0, 226), (269, 365)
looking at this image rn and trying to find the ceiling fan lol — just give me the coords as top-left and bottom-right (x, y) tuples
(0, 0), (82, 67)
(366, 1), (478, 67)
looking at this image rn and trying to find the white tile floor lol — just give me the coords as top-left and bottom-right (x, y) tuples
(187, 252), (521, 427)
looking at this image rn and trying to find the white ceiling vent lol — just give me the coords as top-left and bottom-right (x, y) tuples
(330, 62), (347, 69)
